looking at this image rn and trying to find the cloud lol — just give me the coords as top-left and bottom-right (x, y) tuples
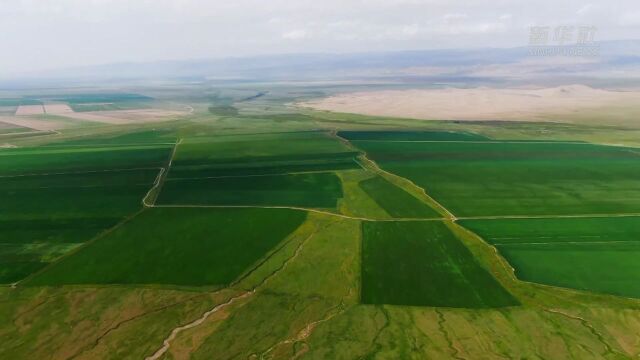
(282, 29), (308, 40)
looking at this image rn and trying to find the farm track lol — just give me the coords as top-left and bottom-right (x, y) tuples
(142, 139), (181, 207)
(150, 204), (445, 222)
(145, 224), (320, 360)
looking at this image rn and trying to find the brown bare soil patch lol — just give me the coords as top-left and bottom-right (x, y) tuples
(44, 103), (74, 115)
(15, 105), (45, 116)
(60, 109), (188, 125)
(0, 116), (65, 131)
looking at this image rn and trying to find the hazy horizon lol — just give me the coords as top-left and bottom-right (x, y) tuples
(2, 0), (640, 77)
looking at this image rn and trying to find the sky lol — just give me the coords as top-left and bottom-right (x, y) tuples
(1, 0), (639, 75)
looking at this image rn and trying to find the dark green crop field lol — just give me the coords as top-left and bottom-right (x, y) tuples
(361, 221), (518, 307)
(51, 129), (177, 146)
(25, 208), (307, 286)
(175, 131), (351, 162)
(158, 172), (343, 208)
(168, 152), (360, 178)
(0, 145), (171, 175)
(354, 140), (640, 216)
(463, 217), (640, 298)
(338, 130), (488, 141)
(0, 143), (167, 284)
(0, 169), (157, 283)
(358, 176), (440, 218)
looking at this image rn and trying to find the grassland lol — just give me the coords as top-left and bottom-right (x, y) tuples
(463, 217), (640, 298)
(361, 221), (518, 307)
(358, 176), (440, 218)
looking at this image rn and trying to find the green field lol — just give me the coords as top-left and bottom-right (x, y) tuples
(25, 208), (307, 286)
(354, 140), (640, 216)
(358, 176), (440, 218)
(338, 130), (489, 141)
(158, 172), (343, 208)
(463, 217), (640, 298)
(174, 131), (351, 161)
(361, 221), (518, 307)
(47, 93), (153, 112)
(0, 143), (170, 284)
(0, 145), (171, 175)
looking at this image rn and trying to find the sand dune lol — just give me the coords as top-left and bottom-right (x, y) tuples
(302, 85), (640, 121)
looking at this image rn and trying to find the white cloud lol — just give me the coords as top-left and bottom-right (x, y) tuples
(282, 29), (308, 40)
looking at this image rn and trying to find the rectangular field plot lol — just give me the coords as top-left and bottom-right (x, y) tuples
(361, 221), (518, 308)
(338, 130), (488, 141)
(354, 140), (640, 217)
(0, 144), (171, 175)
(175, 131), (352, 161)
(463, 217), (640, 298)
(168, 131), (359, 178)
(0, 143), (168, 283)
(358, 176), (440, 218)
(168, 152), (360, 178)
(25, 208), (307, 286)
(158, 172), (343, 208)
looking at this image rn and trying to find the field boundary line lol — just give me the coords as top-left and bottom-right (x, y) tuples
(165, 169), (344, 181)
(493, 240), (639, 246)
(350, 140), (590, 145)
(0, 167), (161, 178)
(143, 138), (181, 206)
(38, 143), (178, 148)
(150, 204), (444, 222)
(458, 213), (640, 220)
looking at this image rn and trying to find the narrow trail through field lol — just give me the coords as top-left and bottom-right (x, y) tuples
(142, 138), (181, 207)
(145, 227), (317, 360)
(151, 204), (443, 222)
